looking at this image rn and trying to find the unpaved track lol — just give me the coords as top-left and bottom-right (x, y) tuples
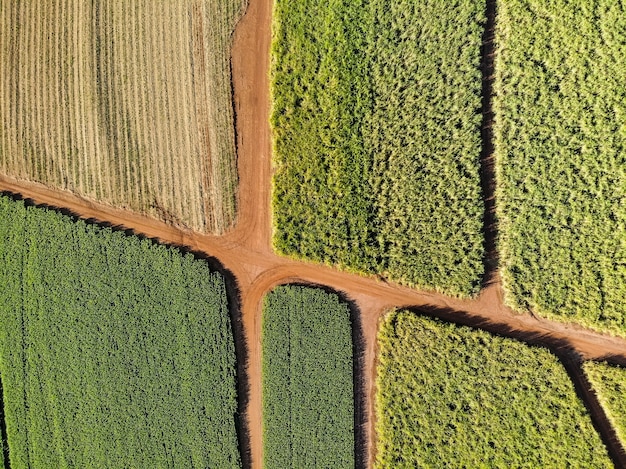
(3, 173), (626, 467)
(2, 0), (626, 467)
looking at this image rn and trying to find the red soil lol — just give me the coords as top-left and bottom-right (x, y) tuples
(1, 0), (626, 466)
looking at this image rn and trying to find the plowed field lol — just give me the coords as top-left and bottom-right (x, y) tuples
(0, 0), (244, 233)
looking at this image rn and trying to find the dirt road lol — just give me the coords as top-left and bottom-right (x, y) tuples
(2, 0), (626, 466)
(3, 171), (626, 467)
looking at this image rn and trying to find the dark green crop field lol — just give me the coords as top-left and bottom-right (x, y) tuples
(0, 196), (241, 468)
(584, 361), (626, 448)
(271, 0), (485, 297)
(375, 311), (611, 468)
(262, 285), (354, 468)
(494, 1), (626, 333)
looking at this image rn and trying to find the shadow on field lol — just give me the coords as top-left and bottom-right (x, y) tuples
(479, 0), (499, 289)
(561, 357), (626, 468)
(0, 190), (253, 469)
(0, 376), (11, 469)
(406, 304), (626, 468)
(185, 254), (252, 469)
(279, 281), (368, 469)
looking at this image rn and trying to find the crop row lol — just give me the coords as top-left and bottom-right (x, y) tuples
(262, 285), (355, 468)
(0, 0), (244, 233)
(0, 196), (241, 468)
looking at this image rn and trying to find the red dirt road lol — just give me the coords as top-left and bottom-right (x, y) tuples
(3, 170), (626, 467)
(2, 0), (626, 467)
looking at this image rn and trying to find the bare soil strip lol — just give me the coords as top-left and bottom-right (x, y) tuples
(2, 0), (626, 467)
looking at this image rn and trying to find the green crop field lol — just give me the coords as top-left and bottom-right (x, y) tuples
(375, 311), (611, 468)
(0, 0), (245, 234)
(262, 285), (354, 468)
(584, 361), (626, 449)
(271, 0), (485, 297)
(494, 1), (626, 333)
(0, 196), (241, 468)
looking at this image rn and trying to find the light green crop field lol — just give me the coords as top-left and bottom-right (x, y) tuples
(494, 0), (626, 333)
(271, 0), (485, 297)
(0, 196), (241, 468)
(584, 361), (626, 449)
(262, 285), (354, 468)
(375, 311), (611, 468)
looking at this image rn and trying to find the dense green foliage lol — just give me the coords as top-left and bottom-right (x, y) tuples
(271, 0), (485, 297)
(0, 392), (5, 469)
(494, 1), (626, 333)
(0, 196), (241, 468)
(262, 286), (354, 468)
(375, 311), (611, 468)
(584, 361), (626, 448)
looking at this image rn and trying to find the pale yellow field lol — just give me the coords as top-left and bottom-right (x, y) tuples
(0, 0), (245, 233)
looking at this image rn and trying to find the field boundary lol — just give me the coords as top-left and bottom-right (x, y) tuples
(3, 179), (626, 468)
(2, 0), (626, 464)
(563, 357), (626, 467)
(479, 0), (498, 287)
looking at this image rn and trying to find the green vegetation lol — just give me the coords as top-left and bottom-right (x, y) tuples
(271, 0), (485, 297)
(584, 361), (626, 448)
(0, 395), (5, 469)
(262, 285), (354, 468)
(375, 311), (611, 468)
(0, 196), (241, 468)
(494, 1), (626, 333)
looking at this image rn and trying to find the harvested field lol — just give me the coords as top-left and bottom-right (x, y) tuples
(0, 0), (245, 234)
(0, 196), (242, 468)
(494, 0), (626, 334)
(375, 311), (612, 467)
(262, 286), (355, 469)
(270, 0), (486, 297)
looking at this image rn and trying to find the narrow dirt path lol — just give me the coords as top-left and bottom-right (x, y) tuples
(2, 0), (626, 467)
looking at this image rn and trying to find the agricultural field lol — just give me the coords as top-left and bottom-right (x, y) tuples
(584, 361), (626, 448)
(0, 196), (241, 468)
(0, 0), (245, 234)
(262, 285), (354, 468)
(494, 1), (626, 333)
(375, 311), (611, 467)
(271, 0), (485, 297)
